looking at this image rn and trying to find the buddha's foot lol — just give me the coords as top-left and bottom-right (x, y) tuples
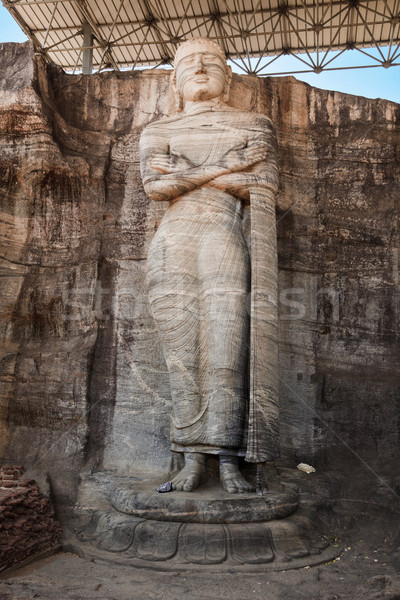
(219, 456), (254, 494)
(171, 453), (206, 492)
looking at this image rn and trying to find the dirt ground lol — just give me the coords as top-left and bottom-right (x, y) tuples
(2, 504), (400, 600)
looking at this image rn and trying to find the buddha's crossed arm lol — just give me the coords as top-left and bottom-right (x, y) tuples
(139, 121), (269, 203)
(206, 116), (278, 202)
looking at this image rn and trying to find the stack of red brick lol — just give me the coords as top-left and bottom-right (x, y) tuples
(0, 465), (61, 573)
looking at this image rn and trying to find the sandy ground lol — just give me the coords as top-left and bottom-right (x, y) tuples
(2, 507), (400, 600)
(0, 548), (400, 600)
(2, 468), (400, 600)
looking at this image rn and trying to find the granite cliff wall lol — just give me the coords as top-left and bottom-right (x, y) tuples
(0, 42), (399, 515)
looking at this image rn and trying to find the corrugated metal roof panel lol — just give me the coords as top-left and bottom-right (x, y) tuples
(2, 0), (399, 73)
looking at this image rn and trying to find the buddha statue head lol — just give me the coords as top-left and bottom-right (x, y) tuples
(171, 37), (232, 111)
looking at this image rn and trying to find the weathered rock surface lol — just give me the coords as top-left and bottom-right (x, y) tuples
(0, 42), (399, 517)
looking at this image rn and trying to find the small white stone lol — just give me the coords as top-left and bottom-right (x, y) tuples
(297, 463), (316, 474)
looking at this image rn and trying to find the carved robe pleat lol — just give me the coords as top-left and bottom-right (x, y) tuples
(246, 186), (280, 463)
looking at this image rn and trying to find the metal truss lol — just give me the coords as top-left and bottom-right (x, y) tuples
(2, 0), (399, 75)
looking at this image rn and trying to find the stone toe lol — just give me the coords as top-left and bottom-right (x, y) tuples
(223, 480), (238, 493)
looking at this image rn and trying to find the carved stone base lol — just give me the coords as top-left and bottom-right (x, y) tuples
(110, 480), (299, 523)
(71, 480), (340, 571)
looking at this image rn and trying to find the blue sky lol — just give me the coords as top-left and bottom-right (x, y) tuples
(1, 5), (399, 102)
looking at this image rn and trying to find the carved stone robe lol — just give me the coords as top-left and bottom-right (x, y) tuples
(140, 105), (278, 460)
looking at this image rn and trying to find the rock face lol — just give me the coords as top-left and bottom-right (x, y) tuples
(0, 42), (399, 516)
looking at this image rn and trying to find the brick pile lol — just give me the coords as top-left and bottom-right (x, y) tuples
(0, 465), (61, 573)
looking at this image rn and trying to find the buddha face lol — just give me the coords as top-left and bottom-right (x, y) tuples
(174, 41), (227, 103)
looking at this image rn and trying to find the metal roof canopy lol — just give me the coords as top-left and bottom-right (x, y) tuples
(2, 0), (400, 76)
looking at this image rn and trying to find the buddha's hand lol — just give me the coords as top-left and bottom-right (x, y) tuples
(150, 153), (194, 174)
(219, 143), (268, 173)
